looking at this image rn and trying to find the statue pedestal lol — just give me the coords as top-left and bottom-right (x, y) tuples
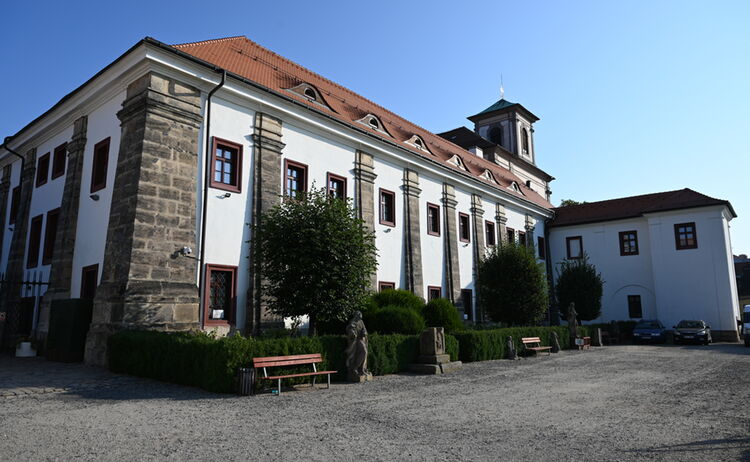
(348, 372), (373, 383)
(409, 328), (463, 375)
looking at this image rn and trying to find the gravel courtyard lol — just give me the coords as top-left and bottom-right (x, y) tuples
(1, 344), (749, 461)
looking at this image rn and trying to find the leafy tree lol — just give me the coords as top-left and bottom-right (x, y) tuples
(477, 243), (549, 326)
(256, 187), (378, 335)
(555, 254), (605, 322)
(423, 298), (464, 333)
(558, 199), (586, 207)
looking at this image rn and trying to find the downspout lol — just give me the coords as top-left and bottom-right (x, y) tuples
(2, 136), (26, 183)
(198, 71), (226, 328)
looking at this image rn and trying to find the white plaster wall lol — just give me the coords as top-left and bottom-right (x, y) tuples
(419, 173), (445, 299)
(454, 187), (475, 317)
(71, 90), (126, 298)
(372, 157), (404, 288)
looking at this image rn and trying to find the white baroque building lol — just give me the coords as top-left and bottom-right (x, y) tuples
(548, 189), (741, 340)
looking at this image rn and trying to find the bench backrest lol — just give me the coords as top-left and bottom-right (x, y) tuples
(253, 354), (322, 368)
(521, 337), (542, 344)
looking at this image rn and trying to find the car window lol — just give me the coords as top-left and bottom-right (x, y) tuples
(636, 321), (660, 329)
(677, 321), (702, 328)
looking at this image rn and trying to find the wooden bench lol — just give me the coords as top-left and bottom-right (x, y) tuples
(521, 337), (552, 356)
(252, 354), (337, 395)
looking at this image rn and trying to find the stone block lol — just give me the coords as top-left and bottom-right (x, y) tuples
(439, 361), (463, 374)
(418, 354), (451, 365)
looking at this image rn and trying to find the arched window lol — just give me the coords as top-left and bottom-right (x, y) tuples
(303, 87), (316, 100)
(521, 128), (529, 154)
(489, 126), (503, 145)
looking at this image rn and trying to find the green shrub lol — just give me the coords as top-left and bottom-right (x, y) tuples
(453, 326), (579, 363)
(364, 305), (426, 335)
(108, 330), (458, 394)
(370, 289), (425, 313)
(422, 298), (464, 334)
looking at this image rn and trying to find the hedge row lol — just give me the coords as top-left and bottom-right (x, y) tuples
(108, 331), (458, 394)
(453, 326), (590, 363)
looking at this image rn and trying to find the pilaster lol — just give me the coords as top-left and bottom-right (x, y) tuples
(354, 150), (377, 290)
(84, 72), (203, 365)
(442, 183), (461, 306)
(2, 148), (36, 345)
(471, 194), (485, 322)
(496, 203), (508, 246)
(36, 116), (88, 339)
(249, 112), (286, 335)
(402, 168), (423, 296)
(525, 214), (535, 248)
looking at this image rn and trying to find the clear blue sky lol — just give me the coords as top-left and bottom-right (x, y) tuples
(3, 1), (749, 253)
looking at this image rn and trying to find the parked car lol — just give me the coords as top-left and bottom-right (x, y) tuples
(673, 320), (712, 345)
(743, 305), (750, 347)
(632, 320), (667, 343)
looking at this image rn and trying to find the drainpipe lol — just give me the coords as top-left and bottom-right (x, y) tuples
(198, 70), (226, 328)
(2, 136), (26, 183)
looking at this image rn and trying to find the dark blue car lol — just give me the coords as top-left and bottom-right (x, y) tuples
(632, 320), (666, 343)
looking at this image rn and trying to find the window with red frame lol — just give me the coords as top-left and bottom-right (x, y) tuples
(485, 221), (496, 246)
(379, 189), (395, 226)
(459, 213), (470, 242)
(91, 138), (110, 193)
(80, 264), (99, 299)
(36, 152), (50, 187)
(461, 289), (473, 321)
(619, 230), (639, 256)
(674, 222), (697, 250)
(566, 236), (583, 259)
(42, 208), (60, 265)
(537, 236), (546, 259)
(506, 228), (515, 244)
(52, 143), (67, 179)
(285, 160), (307, 199)
(327, 173), (346, 200)
(27, 215), (43, 268)
(9, 186), (20, 225)
(211, 138), (242, 192)
(518, 231), (526, 246)
(427, 203), (440, 236)
(205, 265), (237, 325)
(428, 286), (442, 301)
(378, 281), (395, 292)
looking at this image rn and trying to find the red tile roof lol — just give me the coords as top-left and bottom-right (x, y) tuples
(549, 188), (736, 228)
(169, 36), (552, 210)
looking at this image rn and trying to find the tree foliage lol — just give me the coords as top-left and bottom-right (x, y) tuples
(423, 298), (464, 334)
(256, 188), (378, 334)
(558, 199), (586, 207)
(555, 254), (605, 322)
(477, 243), (549, 326)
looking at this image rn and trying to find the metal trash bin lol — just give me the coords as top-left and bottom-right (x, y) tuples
(238, 367), (255, 396)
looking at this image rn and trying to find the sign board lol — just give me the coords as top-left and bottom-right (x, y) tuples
(574, 338), (584, 346)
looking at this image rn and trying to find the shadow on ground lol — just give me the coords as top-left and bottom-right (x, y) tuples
(625, 436), (750, 461)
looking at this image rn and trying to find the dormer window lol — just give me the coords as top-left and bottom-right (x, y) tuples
(285, 83), (332, 110)
(304, 87), (316, 100)
(405, 134), (431, 153)
(356, 114), (390, 136)
(447, 154), (468, 172)
(480, 169), (498, 185)
(509, 181), (523, 194)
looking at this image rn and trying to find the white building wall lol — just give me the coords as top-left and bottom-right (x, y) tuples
(419, 173), (445, 299)
(71, 90), (126, 298)
(372, 156), (405, 288)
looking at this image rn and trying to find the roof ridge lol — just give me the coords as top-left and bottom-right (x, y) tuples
(172, 36), (246, 48)
(554, 188), (692, 209)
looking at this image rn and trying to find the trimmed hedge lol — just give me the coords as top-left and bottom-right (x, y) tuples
(108, 330), (458, 394)
(422, 298), (464, 334)
(453, 326), (590, 363)
(365, 305), (426, 335)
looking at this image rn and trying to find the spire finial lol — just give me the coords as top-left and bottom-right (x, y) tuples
(500, 74), (505, 100)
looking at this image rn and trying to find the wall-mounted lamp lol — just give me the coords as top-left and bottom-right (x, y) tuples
(179, 246), (193, 256)
(383, 228), (392, 233)
(90, 194), (100, 201)
(223, 192), (231, 198)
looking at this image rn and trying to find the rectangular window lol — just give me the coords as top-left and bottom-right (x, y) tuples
(428, 286), (442, 301)
(27, 214), (43, 268)
(36, 152), (50, 187)
(378, 281), (395, 292)
(619, 230), (639, 256)
(485, 221), (496, 246)
(518, 231), (526, 246)
(461, 289), (473, 321)
(628, 295), (642, 318)
(211, 138), (242, 193)
(52, 143), (67, 179)
(80, 264), (99, 299)
(566, 236), (583, 259)
(284, 159), (308, 199)
(537, 236), (546, 259)
(91, 137), (110, 193)
(204, 264), (238, 325)
(9, 186), (20, 225)
(379, 189), (395, 227)
(506, 228), (515, 244)
(427, 203), (440, 236)
(327, 173), (347, 200)
(459, 213), (471, 243)
(674, 222), (697, 250)
(42, 208), (60, 265)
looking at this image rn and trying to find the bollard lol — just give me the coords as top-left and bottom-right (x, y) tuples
(238, 367), (255, 396)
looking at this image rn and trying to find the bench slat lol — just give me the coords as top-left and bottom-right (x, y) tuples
(521, 337), (542, 343)
(254, 354), (322, 362)
(253, 358), (323, 368)
(260, 370), (337, 380)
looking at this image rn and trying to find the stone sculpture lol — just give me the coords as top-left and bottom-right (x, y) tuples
(550, 331), (561, 353)
(345, 311), (372, 382)
(409, 327), (462, 374)
(567, 302), (578, 342)
(505, 335), (519, 360)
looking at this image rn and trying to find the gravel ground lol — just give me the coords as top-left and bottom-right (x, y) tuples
(1, 344), (749, 461)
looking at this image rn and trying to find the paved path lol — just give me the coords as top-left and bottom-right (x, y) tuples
(1, 344), (749, 461)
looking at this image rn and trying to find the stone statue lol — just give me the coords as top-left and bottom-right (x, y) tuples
(345, 311), (372, 382)
(550, 331), (561, 353)
(505, 336), (519, 360)
(567, 302), (578, 342)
